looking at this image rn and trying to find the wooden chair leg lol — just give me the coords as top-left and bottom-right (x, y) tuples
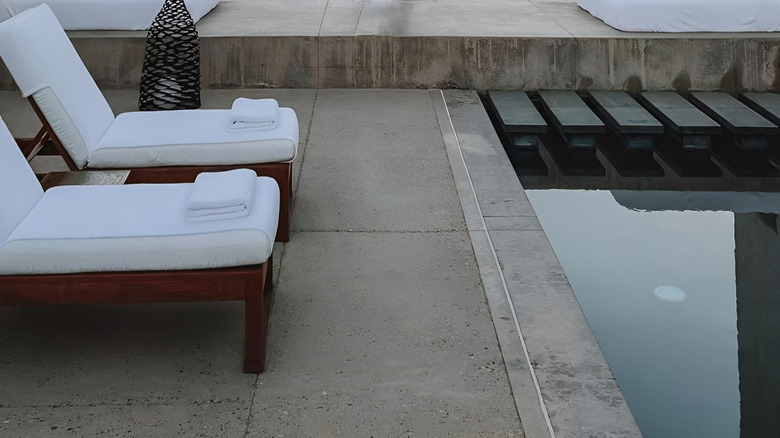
(243, 258), (272, 373)
(0, 264), (272, 372)
(275, 167), (292, 242)
(264, 254), (275, 323)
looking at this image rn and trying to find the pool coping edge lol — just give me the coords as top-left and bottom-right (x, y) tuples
(433, 89), (642, 438)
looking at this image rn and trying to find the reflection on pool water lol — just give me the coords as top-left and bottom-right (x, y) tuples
(526, 190), (780, 438)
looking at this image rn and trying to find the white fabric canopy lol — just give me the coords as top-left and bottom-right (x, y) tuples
(0, 0), (219, 30)
(577, 0), (780, 32)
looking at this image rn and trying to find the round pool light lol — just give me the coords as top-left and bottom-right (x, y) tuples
(653, 285), (687, 303)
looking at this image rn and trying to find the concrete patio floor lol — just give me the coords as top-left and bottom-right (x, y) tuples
(0, 86), (639, 437)
(0, 88), (521, 436)
(3, 0), (777, 436)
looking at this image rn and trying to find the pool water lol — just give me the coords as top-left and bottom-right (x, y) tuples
(526, 189), (780, 438)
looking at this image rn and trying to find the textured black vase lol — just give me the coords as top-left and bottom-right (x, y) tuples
(138, 0), (201, 110)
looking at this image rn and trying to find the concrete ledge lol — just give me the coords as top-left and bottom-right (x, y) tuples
(1, 34), (779, 91)
(1, 0), (778, 91)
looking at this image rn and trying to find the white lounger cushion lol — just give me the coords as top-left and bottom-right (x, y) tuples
(0, 0), (219, 30)
(0, 178), (279, 275)
(89, 108), (299, 168)
(577, 0), (780, 32)
(0, 115), (279, 275)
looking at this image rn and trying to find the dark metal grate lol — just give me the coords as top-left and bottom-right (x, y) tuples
(138, 0), (201, 111)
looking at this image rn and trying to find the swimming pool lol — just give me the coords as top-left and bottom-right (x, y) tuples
(526, 189), (780, 438)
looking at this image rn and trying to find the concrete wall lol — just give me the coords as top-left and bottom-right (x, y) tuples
(1, 35), (779, 91)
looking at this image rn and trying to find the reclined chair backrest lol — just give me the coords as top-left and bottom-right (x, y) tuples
(0, 4), (115, 169)
(0, 117), (44, 244)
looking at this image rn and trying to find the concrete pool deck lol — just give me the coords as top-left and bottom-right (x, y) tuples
(0, 87), (638, 437)
(2, 0), (778, 435)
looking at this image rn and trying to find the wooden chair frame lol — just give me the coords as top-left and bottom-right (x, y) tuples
(0, 256), (275, 373)
(14, 125), (50, 161)
(27, 98), (293, 242)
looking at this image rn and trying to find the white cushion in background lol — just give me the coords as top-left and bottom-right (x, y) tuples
(88, 108), (299, 168)
(0, 118), (44, 245)
(577, 0), (780, 32)
(0, 0), (219, 30)
(0, 177), (280, 275)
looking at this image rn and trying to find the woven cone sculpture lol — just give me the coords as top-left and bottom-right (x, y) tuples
(138, 0), (201, 110)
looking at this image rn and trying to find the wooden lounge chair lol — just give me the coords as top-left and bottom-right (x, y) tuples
(0, 4), (298, 242)
(0, 116), (279, 373)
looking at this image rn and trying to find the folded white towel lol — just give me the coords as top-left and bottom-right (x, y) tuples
(229, 98), (279, 131)
(230, 120), (276, 130)
(186, 169), (257, 222)
(185, 206), (254, 222)
(187, 204), (247, 217)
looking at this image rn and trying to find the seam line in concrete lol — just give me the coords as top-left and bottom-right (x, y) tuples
(354, 4), (363, 36)
(528, 1), (574, 39)
(436, 89), (556, 438)
(242, 376), (260, 437)
(531, 1), (576, 39)
(318, 0), (329, 37)
(294, 90), (319, 207)
(291, 229), (465, 234)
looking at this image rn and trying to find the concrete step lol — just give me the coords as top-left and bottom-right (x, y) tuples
(487, 90), (780, 179)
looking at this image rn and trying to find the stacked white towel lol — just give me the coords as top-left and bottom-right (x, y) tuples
(229, 98), (279, 131)
(186, 169), (257, 222)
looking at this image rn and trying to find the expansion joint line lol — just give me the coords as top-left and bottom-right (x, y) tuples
(242, 374), (261, 438)
(437, 89), (556, 438)
(292, 89), (319, 209)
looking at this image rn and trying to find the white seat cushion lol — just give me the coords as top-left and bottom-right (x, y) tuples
(0, 177), (279, 275)
(87, 108), (299, 168)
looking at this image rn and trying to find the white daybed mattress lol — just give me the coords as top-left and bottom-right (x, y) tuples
(0, 0), (219, 30)
(577, 0), (780, 32)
